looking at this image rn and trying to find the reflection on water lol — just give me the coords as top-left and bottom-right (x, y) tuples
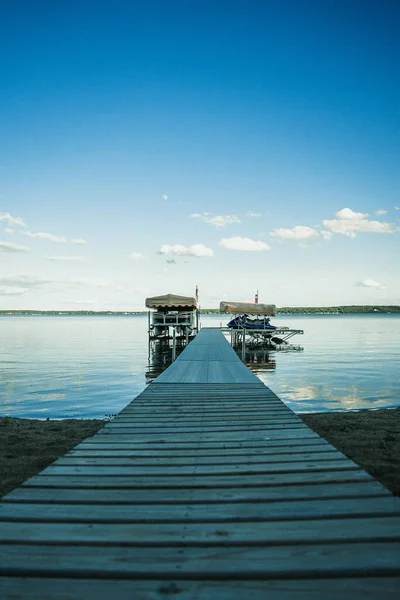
(234, 348), (277, 372)
(0, 314), (399, 418)
(146, 338), (188, 381)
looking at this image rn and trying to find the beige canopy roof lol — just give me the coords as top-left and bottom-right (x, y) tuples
(220, 301), (276, 316)
(146, 293), (197, 311)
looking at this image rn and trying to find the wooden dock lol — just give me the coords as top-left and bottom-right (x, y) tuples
(1, 328), (400, 598)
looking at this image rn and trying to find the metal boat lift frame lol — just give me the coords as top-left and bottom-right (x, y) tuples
(221, 326), (304, 361)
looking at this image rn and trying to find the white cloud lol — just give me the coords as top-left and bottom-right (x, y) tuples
(71, 238), (87, 245)
(323, 207), (394, 238)
(0, 212), (26, 227)
(271, 225), (320, 241)
(162, 194), (168, 201)
(190, 213), (241, 228)
(158, 243), (214, 257)
(0, 275), (51, 287)
(67, 300), (95, 305)
(0, 287), (29, 296)
(68, 277), (118, 289)
(320, 230), (333, 240)
(336, 208), (368, 220)
(246, 211), (262, 218)
(45, 256), (84, 261)
(0, 241), (30, 253)
(166, 258), (177, 264)
(395, 206), (400, 210)
(219, 236), (270, 251)
(356, 279), (387, 290)
(375, 209), (388, 216)
(22, 231), (67, 243)
(129, 252), (145, 260)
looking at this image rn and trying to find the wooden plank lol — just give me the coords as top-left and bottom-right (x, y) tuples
(135, 390), (279, 395)
(106, 415), (302, 425)
(1, 542), (400, 577)
(114, 414), (298, 423)
(38, 458), (357, 476)
(1, 516), (399, 545)
(1, 496), (399, 522)
(74, 438), (331, 450)
(95, 426), (313, 437)
(55, 452), (351, 467)
(107, 418), (302, 427)
(92, 430), (322, 442)
(121, 398), (289, 406)
(21, 469), (373, 488)
(101, 424), (306, 433)
(138, 390), (281, 395)
(1, 577), (400, 600)
(118, 408), (295, 416)
(67, 444), (337, 457)
(4, 480), (389, 504)
(121, 404), (288, 412)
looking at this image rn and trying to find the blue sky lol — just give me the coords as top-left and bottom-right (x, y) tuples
(1, 0), (399, 310)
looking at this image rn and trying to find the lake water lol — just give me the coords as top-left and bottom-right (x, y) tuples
(0, 314), (399, 418)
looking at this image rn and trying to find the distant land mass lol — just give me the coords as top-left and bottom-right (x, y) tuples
(1, 306), (399, 315)
(205, 306), (400, 315)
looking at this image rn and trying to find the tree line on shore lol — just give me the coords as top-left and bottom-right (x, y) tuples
(1, 305), (399, 315)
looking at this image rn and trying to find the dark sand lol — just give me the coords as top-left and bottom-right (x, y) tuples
(1, 408), (399, 498)
(300, 408), (400, 496)
(0, 418), (104, 498)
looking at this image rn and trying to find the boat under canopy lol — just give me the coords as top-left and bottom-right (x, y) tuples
(146, 293), (197, 311)
(219, 301), (276, 316)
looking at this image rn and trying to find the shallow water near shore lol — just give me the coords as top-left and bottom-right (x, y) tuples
(0, 314), (399, 418)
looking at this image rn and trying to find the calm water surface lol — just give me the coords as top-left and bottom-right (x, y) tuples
(0, 314), (399, 418)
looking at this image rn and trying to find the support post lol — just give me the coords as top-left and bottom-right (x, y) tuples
(241, 328), (246, 362)
(172, 327), (176, 362)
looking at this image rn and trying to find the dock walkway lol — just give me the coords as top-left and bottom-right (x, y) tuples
(1, 328), (400, 598)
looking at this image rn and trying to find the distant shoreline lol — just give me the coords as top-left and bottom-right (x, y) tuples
(1, 305), (399, 316)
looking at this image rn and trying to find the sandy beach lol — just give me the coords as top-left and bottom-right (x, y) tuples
(1, 409), (399, 498)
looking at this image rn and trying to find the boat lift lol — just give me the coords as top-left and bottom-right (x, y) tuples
(146, 293), (199, 361)
(219, 301), (304, 360)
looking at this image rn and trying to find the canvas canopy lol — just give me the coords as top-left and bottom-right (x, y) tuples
(220, 301), (276, 316)
(146, 294), (197, 311)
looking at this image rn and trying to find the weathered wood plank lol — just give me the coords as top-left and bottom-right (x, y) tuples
(116, 409), (296, 418)
(1, 496), (399, 522)
(118, 409), (294, 417)
(105, 418), (302, 428)
(1, 516), (399, 545)
(21, 469), (373, 488)
(1, 577), (400, 600)
(38, 458), (357, 476)
(1, 542), (400, 577)
(66, 444), (337, 457)
(92, 430), (322, 442)
(74, 438), (331, 450)
(55, 452), (351, 467)
(4, 480), (389, 504)
(100, 424), (306, 434)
